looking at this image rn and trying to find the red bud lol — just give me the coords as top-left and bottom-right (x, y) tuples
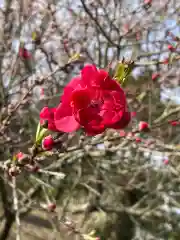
(135, 137), (141, 143)
(152, 73), (160, 81)
(16, 152), (24, 160)
(163, 58), (169, 64)
(42, 135), (54, 150)
(168, 45), (175, 52)
(139, 121), (149, 132)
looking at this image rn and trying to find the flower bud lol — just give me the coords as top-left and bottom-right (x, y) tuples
(135, 137), (142, 143)
(131, 112), (137, 118)
(48, 203), (56, 212)
(16, 152), (24, 160)
(163, 58), (169, 64)
(19, 48), (31, 59)
(138, 121), (149, 132)
(17, 153), (30, 165)
(126, 132), (134, 139)
(152, 73), (160, 81)
(119, 130), (126, 137)
(144, 0), (152, 9)
(144, 0), (152, 4)
(42, 135), (54, 150)
(163, 158), (169, 165)
(168, 45), (175, 52)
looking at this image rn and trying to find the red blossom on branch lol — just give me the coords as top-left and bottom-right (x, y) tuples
(40, 65), (131, 135)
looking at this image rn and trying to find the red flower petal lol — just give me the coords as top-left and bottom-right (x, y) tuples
(55, 103), (80, 132)
(81, 65), (99, 87)
(71, 88), (91, 110)
(61, 77), (83, 103)
(40, 107), (57, 131)
(110, 111), (131, 129)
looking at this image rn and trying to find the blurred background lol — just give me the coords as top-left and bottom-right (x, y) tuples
(0, 0), (180, 239)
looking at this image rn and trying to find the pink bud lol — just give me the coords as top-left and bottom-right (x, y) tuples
(136, 32), (141, 41)
(168, 45), (175, 52)
(144, 0), (152, 4)
(40, 88), (44, 96)
(163, 58), (169, 64)
(16, 152), (24, 160)
(48, 203), (56, 212)
(152, 73), (160, 81)
(42, 135), (54, 150)
(131, 112), (137, 118)
(119, 130), (126, 137)
(168, 120), (179, 126)
(163, 158), (169, 165)
(138, 121), (149, 132)
(123, 24), (129, 33)
(135, 137), (141, 143)
(126, 132), (134, 139)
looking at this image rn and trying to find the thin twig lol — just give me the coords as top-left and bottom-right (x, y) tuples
(12, 177), (21, 240)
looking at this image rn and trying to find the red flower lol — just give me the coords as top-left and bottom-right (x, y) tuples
(139, 121), (149, 132)
(40, 107), (58, 131)
(54, 65), (130, 135)
(42, 135), (54, 150)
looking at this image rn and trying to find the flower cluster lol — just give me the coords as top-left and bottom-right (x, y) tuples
(40, 65), (131, 135)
